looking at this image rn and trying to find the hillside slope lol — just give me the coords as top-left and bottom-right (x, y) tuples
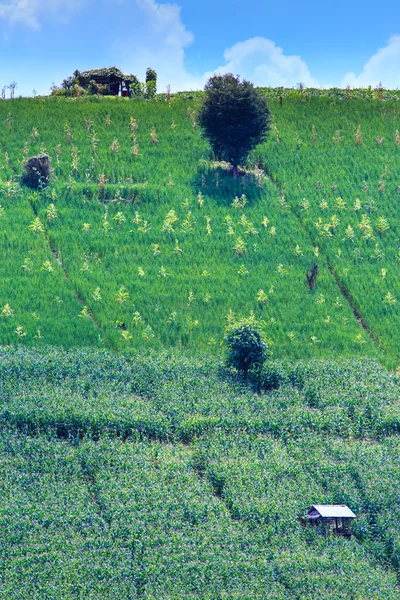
(1, 95), (399, 365)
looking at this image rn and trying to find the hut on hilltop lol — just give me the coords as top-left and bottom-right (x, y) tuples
(77, 67), (138, 96)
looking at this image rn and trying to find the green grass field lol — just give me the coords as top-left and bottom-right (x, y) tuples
(1, 93), (399, 365)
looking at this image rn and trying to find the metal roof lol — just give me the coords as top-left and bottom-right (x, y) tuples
(310, 505), (356, 518)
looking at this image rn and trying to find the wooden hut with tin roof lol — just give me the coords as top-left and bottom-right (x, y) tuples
(303, 505), (356, 538)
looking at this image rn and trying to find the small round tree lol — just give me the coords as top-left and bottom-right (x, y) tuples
(198, 73), (271, 178)
(224, 315), (268, 378)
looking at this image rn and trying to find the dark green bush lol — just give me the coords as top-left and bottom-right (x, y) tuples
(21, 154), (52, 189)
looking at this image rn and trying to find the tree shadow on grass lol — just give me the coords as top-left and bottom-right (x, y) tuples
(191, 161), (266, 207)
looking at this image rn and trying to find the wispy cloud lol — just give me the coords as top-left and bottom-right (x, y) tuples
(341, 35), (400, 88)
(0, 0), (80, 28)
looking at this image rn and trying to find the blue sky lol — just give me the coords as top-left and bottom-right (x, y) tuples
(1, 0), (400, 96)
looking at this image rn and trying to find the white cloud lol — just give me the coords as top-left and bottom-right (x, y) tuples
(341, 35), (400, 88)
(203, 37), (320, 89)
(115, 0), (197, 91)
(0, 0), (80, 28)
(118, 2), (320, 91)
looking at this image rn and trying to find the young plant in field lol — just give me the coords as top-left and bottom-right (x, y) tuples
(354, 125), (363, 145)
(115, 287), (129, 305)
(143, 325), (155, 340)
(92, 287), (102, 302)
(354, 333), (367, 344)
(233, 236), (247, 256)
(299, 198), (310, 211)
(332, 130), (344, 144)
(131, 137), (139, 156)
(174, 240), (183, 255)
(159, 266), (169, 277)
(376, 216), (389, 235)
(28, 217), (44, 234)
(41, 261), (54, 272)
(70, 146), (79, 172)
(181, 212), (196, 234)
(344, 225), (355, 242)
(311, 124), (317, 143)
(150, 126), (159, 144)
(15, 325), (26, 337)
(46, 203), (58, 221)
(293, 244), (304, 258)
(113, 211), (126, 229)
(138, 220), (151, 234)
(64, 124), (72, 144)
(21, 257), (34, 272)
(2, 304), (13, 317)
(383, 292), (397, 305)
(256, 289), (268, 304)
(111, 138), (120, 153)
(334, 197), (347, 211)
(237, 264), (249, 276)
(232, 194), (247, 210)
(132, 311), (142, 325)
(79, 306), (91, 319)
(277, 264), (288, 275)
(167, 311), (177, 323)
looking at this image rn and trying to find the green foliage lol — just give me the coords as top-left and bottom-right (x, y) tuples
(224, 314), (268, 376)
(198, 73), (271, 173)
